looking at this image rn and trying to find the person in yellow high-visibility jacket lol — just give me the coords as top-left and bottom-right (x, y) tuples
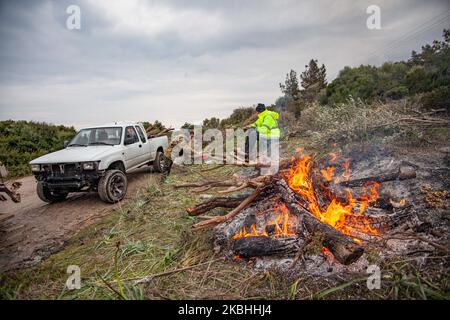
(244, 103), (280, 162)
(249, 103), (280, 139)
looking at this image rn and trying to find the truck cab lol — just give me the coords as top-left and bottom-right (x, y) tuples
(29, 122), (169, 203)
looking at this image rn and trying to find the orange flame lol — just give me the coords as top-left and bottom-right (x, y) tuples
(232, 203), (295, 239)
(286, 155), (379, 239)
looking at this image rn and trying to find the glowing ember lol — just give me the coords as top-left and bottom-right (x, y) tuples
(320, 166), (335, 182)
(286, 155), (380, 239)
(321, 246), (334, 264)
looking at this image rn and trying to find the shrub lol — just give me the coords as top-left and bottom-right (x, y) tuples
(420, 86), (450, 111)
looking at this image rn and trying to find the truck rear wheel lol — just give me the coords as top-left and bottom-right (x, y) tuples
(36, 182), (68, 203)
(153, 150), (164, 173)
(98, 169), (128, 203)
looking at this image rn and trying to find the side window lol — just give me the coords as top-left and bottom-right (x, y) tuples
(135, 126), (147, 143)
(125, 126), (139, 144)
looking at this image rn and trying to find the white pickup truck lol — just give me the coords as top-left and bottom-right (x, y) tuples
(29, 122), (168, 203)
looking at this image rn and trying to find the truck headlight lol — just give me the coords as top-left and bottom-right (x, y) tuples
(30, 164), (41, 172)
(82, 162), (96, 170)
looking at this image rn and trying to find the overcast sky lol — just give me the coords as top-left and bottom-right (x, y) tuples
(0, 0), (448, 129)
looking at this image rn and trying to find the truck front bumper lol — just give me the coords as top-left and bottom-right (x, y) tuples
(34, 164), (104, 192)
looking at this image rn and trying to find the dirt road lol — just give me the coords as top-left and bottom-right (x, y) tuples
(0, 167), (159, 272)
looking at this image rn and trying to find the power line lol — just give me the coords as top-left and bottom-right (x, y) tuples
(361, 9), (450, 64)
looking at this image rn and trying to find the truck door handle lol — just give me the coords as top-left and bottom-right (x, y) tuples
(139, 144), (142, 148)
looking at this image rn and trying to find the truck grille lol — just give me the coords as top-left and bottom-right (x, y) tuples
(45, 163), (81, 177)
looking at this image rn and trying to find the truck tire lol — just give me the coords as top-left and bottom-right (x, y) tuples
(153, 150), (164, 173)
(98, 169), (128, 203)
(36, 182), (68, 203)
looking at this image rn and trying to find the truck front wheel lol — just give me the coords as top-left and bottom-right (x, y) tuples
(36, 182), (68, 203)
(98, 169), (128, 203)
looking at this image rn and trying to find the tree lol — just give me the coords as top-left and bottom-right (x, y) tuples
(181, 122), (194, 130)
(279, 70), (304, 117)
(279, 70), (300, 101)
(300, 59), (327, 103)
(202, 117), (220, 129)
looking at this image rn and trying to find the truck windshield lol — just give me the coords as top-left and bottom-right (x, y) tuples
(68, 127), (123, 146)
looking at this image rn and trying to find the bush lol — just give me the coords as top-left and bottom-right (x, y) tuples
(385, 85), (409, 100)
(0, 120), (76, 177)
(420, 86), (450, 111)
(298, 98), (426, 148)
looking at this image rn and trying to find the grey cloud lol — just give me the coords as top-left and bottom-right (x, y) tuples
(0, 0), (448, 128)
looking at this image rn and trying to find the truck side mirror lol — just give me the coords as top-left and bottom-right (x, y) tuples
(63, 140), (69, 148)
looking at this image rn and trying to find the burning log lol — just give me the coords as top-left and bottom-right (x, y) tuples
(233, 236), (299, 258)
(277, 179), (364, 265)
(183, 154), (389, 265)
(337, 166), (416, 188)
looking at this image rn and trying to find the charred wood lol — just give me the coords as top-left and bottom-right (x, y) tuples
(338, 166), (416, 188)
(233, 236), (299, 258)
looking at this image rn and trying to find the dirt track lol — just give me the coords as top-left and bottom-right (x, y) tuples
(0, 167), (159, 272)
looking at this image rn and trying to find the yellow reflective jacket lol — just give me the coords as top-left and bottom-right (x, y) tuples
(250, 109), (280, 138)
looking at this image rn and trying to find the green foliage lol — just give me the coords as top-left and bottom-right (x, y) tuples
(219, 107), (255, 128)
(300, 59), (327, 103)
(279, 70), (303, 117)
(385, 85), (409, 100)
(202, 117), (220, 129)
(324, 29), (449, 105)
(279, 60), (327, 116)
(279, 69), (300, 101)
(420, 85), (450, 110)
(0, 120), (76, 177)
(181, 122), (195, 130)
(143, 120), (164, 131)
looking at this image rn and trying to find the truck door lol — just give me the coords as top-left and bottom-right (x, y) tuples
(123, 126), (142, 170)
(135, 125), (152, 164)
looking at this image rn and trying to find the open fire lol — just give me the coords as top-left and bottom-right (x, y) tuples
(286, 154), (380, 240)
(232, 203), (296, 239)
(182, 146), (418, 266)
(232, 153), (381, 243)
